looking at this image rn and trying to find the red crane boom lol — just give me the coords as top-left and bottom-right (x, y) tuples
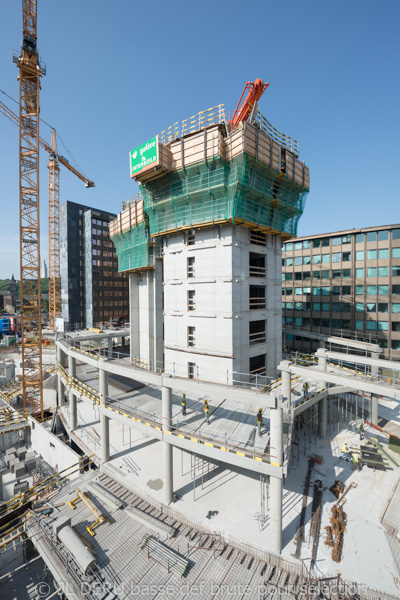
(230, 79), (269, 131)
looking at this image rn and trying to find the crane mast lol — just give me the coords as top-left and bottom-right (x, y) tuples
(48, 129), (60, 330)
(15, 0), (45, 417)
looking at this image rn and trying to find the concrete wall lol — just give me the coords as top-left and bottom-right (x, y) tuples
(29, 418), (81, 479)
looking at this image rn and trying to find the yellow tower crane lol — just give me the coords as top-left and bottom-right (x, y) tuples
(0, 103), (95, 331)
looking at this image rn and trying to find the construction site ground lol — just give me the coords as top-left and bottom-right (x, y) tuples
(58, 365), (400, 596)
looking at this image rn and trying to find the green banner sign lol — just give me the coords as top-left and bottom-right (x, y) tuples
(130, 136), (159, 177)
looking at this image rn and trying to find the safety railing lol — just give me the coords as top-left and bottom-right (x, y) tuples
(253, 110), (300, 157)
(158, 104), (226, 146)
(283, 323), (378, 345)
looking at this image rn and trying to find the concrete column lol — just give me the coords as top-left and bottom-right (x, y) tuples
(370, 351), (380, 380)
(281, 369), (291, 405)
(107, 337), (113, 359)
(0, 468), (7, 501)
(318, 396), (327, 438)
(57, 346), (64, 407)
(269, 404), (283, 554)
(100, 368), (110, 462)
(370, 394), (379, 426)
(317, 348), (327, 372)
(162, 386), (173, 504)
(68, 355), (77, 430)
(129, 273), (140, 360)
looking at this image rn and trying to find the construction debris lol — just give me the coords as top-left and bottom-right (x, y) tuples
(329, 480), (345, 499)
(326, 483), (357, 563)
(310, 479), (323, 564)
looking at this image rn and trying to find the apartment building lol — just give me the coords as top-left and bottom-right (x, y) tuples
(60, 201), (129, 328)
(282, 224), (400, 357)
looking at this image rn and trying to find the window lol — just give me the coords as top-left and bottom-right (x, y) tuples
(282, 301), (286, 310)
(378, 285), (389, 295)
(250, 286), (266, 309)
(249, 354), (265, 376)
(321, 270), (330, 279)
(393, 267), (400, 277)
(313, 302), (321, 311)
(303, 271), (311, 280)
(332, 319), (341, 329)
(285, 288), (293, 295)
(378, 230), (389, 241)
(393, 285), (400, 295)
(313, 318), (320, 327)
(366, 303), (376, 312)
(295, 302), (303, 310)
(332, 253), (341, 263)
(313, 239), (321, 248)
(342, 320), (351, 329)
(378, 267), (389, 277)
(285, 242), (293, 251)
(392, 304), (400, 313)
(378, 303), (388, 313)
(355, 233), (364, 244)
(332, 269), (341, 279)
(342, 252), (351, 262)
(332, 302), (341, 312)
(367, 250), (377, 260)
(294, 257), (302, 265)
(285, 273), (293, 281)
(367, 231), (377, 243)
(251, 230), (267, 246)
(303, 240), (311, 249)
(332, 237), (341, 246)
(295, 272), (302, 281)
(356, 285), (364, 295)
(286, 257), (293, 266)
(249, 320), (266, 346)
(342, 303), (351, 312)
(366, 321), (376, 330)
(188, 290), (196, 311)
(295, 317), (302, 325)
(322, 254), (330, 263)
(366, 267), (377, 278)
(356, 251), (364, 261)
(343, 285), (351, 295)
(321, 318), (330, 327)
(295, 287), (302, 295)
(342, 234), (351, 244)
(187, 256), (195, 278)
(313, 255), (321, 264)
(322, 286), (331, 295)
(393, 248), (400, 259)
(378, 248), (389, 259)
(392, 229), (400, 240)
(188, 362), (196, 379)
(379, 339), (388, 349)
(313, 287), (321, 296)
(342, 269), (351, 278)
(322, 238), (330, 247)
(332, 286), (340, 295)
(378, 321), (388, 331)
(187, 326), (195, 347)
(286, 302), (293, 309)
(313, 270), (321, 279)
(393, 322), (400, 332)
(322, 303), (330, 311)
(249, 253), (266, 277)
(303, 287), (311, 294)
(303, 256), (311, 265)
(366, 285), (377, 295)
(187, 230), (195, 246)
(356, 303), (364, 312)
(295, 242), (302, 250)
(356, 320), (364, 330)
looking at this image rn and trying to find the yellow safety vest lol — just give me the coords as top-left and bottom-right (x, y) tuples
(351, 453), (359, 463)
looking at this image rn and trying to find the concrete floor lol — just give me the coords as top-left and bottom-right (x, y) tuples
(60, 387), (400, 596)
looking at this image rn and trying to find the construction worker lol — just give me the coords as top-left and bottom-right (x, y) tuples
(340, 441), (349, 461)
(351, 451), (361, 471)
(181, 393), (187, 416)
(359, 421), (364, 440)
(256, 409), (263, 436)
(302, 382), (309, 398)
(204, 400), (210, 424)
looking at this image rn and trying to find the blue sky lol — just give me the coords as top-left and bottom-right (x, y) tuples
(0, 0), (399, 278)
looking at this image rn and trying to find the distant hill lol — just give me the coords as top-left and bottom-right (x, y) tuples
(0, 278), (49, 294)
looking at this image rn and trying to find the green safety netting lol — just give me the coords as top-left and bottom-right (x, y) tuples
(112, 153), (308, 272)
(111, 221), (152, 273)
(142, 154), (308, 237)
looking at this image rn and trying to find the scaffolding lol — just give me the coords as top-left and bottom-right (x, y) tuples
(111, 221), (153, 273)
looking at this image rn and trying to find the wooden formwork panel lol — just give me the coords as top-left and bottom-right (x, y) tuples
(168, 125), (224, 170)
(109, 198), (145, 236)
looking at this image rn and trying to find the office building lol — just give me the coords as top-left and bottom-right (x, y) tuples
(282, 224), (400, 358)
(60, 201), (129, 328)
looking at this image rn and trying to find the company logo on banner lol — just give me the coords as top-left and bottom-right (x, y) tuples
(130, 136), (159, 177)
